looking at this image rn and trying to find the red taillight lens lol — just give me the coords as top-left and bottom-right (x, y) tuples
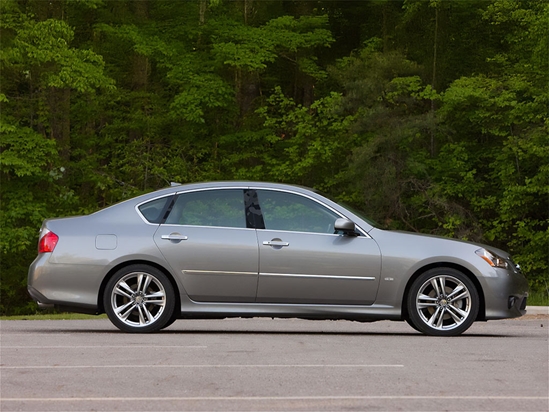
(38, 230), (59, 253)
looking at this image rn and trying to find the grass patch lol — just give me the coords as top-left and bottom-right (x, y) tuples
(0, 313), (107, 321)
(528, 289), (549, 306)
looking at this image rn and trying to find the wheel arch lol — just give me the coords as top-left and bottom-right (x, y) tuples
(97, 260), (181, 315)
(401, 262), (486, 322)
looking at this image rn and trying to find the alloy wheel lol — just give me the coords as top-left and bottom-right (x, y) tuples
(104, 265), (175, 332)
(407, 268), (479, 336)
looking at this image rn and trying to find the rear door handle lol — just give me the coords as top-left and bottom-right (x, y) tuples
(263, 240), (289, 247)
(161, 233), (188, 241)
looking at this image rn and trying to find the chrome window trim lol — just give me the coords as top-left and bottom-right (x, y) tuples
(258, 229), (369, 238)
(160, 224), (256, 231)
(175, 186), (249, 195)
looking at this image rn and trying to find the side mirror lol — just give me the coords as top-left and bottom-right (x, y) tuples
(334, 218), (357, 235)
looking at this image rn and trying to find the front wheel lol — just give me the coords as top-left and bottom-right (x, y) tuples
(104, 264), (175, 333)
(407, 268), (479, 336)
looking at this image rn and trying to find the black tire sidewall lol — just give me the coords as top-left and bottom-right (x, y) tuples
(407, 268), (479, 336)
(104, 264), (176, 333)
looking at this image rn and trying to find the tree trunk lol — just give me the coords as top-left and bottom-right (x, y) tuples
(199, 0), (207, 25)
(290, 1), (315, 107)
(430, 5), (439, 157)
(48, 87), (71, 162)
(131, 0), (149, 91)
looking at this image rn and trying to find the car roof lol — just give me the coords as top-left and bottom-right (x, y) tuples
(97, 181), (314, 211)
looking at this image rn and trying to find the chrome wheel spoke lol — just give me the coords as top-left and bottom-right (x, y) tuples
(145, 291), (165, 300)
(436, 308), (446, 328)
(142, 304), (155, 323)
(450, 290), (470, 302)
(145, 299), (164, 305)
(137, 305), (146, 325)
(431, 278), (442, 296)
(437, 277), (446, 296)
(418, 302), (438, 309)
(417, 294), (438, 309)
(446, 303), (468, 320)
(427, 306), (443, 327)
(114, 286), (133, 300)
(118, 281), (135, 296)
(418, 293), (437, 302)
(144, 291), (165, 306)
(140, 274), (153, 294)
(135, 274), (145, 294)
(446, 285), (464, 300)
(116, 301), (136, 320)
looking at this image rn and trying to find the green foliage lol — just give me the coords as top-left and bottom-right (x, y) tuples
(438, 70), (548, 288)
(1, 0), (547, 314)
(8, 18), (114, 92)
(253, 87), (357, 189)
(0, 122), (57, 177)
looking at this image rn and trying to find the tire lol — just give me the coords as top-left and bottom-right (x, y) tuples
(406, 268), (479, 336)
(404, 318), (421, 332)
(161, 309), (179, 330)
(104, 264), (176, 333)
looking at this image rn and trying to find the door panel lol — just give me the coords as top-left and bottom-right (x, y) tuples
(252, 189), (381, 305)
(154, 226), (258, 302)
(153, 189), (259, 303)
(256, 230), (381, 304)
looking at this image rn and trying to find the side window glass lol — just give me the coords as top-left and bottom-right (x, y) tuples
(256, 190), (339, 234)
(138, 196), (172, 223)
(165, 189), (246, 228)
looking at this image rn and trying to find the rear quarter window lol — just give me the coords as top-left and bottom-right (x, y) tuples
(138, 196), (172, 223)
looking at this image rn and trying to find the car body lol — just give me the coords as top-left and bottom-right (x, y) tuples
(28, 181), (529, 336)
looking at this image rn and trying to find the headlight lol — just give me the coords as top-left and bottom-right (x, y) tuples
(475, 248), (508, 269)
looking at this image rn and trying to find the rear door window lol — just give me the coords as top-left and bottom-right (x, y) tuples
(165, 189), (246, 228)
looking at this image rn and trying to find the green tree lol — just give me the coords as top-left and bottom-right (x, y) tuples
(0, 0), (114, 314)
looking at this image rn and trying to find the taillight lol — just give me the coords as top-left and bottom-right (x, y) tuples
(38, 230), (59, 253)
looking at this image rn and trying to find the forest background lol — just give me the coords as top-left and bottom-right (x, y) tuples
(1, 0), (548, 315)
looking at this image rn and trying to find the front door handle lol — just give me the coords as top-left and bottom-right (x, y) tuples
(161, 233), (188, 241)
(263, 240), (290, 247)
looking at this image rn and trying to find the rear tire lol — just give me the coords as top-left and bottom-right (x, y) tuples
(104, 264), (175, 333)
(407, 268), (479, 336)
(161, 310), (179, 330)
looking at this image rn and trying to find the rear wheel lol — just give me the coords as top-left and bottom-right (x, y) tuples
(407, 268), (479, 336)
(104, 264), (175, 333)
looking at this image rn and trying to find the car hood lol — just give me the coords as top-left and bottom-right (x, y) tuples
(371, 228), (512, 258)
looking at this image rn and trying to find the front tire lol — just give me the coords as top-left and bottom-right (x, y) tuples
(407, 268), (479, 336)
(104, 264), (175, 333)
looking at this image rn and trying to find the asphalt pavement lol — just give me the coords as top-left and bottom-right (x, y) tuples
(1, 316), (548, 411)
(526, 306), (549, 315)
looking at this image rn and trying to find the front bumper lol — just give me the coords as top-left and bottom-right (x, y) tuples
(481, 266), (529, 320)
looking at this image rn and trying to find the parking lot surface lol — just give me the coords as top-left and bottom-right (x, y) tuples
(1, 317), (548, 411)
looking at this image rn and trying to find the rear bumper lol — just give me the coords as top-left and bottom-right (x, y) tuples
(28, 254), (102, 314)
(28, 285), (98, 314)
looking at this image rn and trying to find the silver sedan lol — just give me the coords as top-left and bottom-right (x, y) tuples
(28, 181), (529, 336)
